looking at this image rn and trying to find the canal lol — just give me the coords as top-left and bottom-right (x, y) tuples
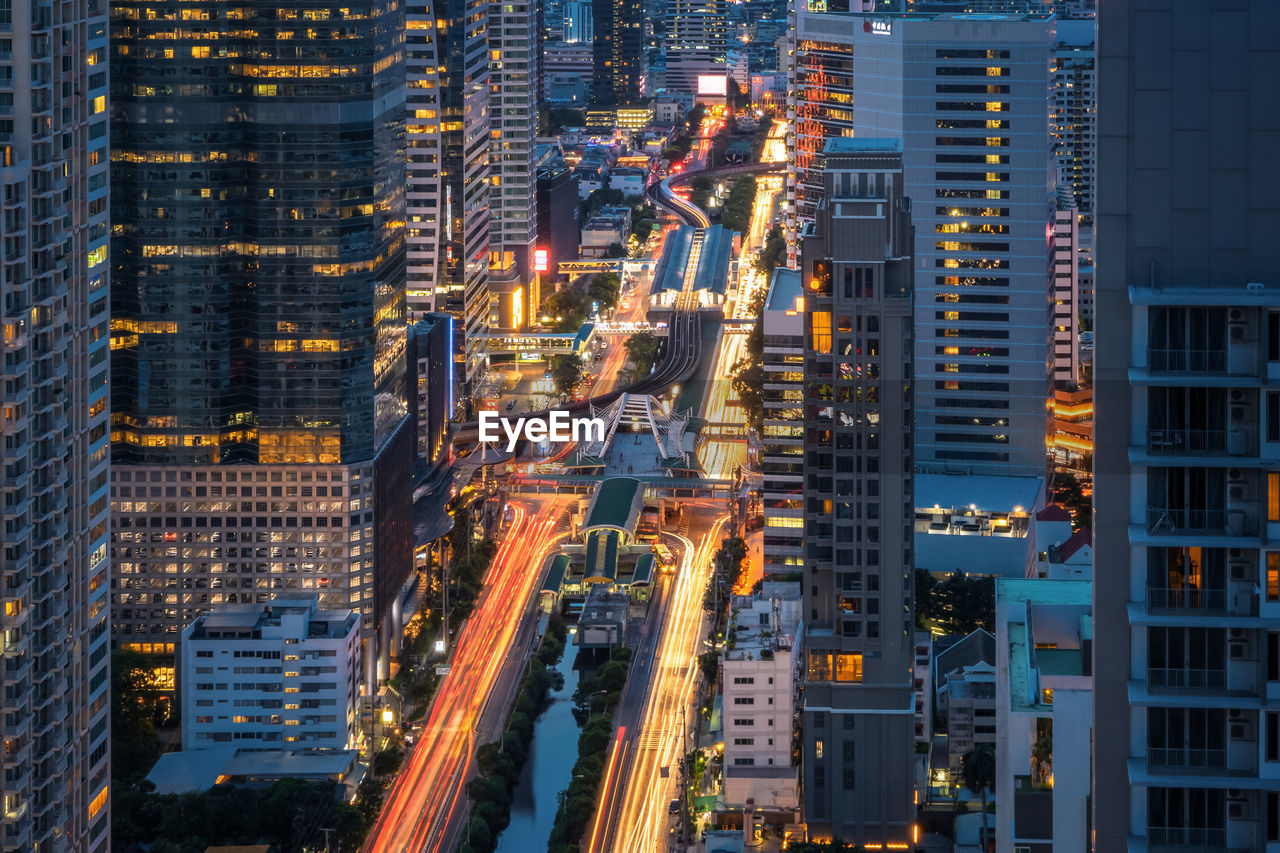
(494, 649), (581, 852)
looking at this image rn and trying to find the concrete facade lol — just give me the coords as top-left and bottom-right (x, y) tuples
(796, 139), (915, 846)
(1093, 1), (1280, 847)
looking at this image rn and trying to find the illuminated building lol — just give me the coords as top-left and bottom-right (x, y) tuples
(181, 595), (362, 751)
(592, 0), (645, 105)
(665, 0), (728, 97)
(1051, 18), (1094, 224)
(761, 267), (805, 578)
(405, 0), (492, 386)
(796, 139), (915, 845)
(788, 8), (1056, 478)
(563, 0), (594, 42)
(1094, 2), (1280, 847)
(110, 0), (413, 695)
(0, 0), (111, 845)
(488, 0), (541, 334)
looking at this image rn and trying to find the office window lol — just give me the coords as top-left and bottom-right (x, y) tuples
(1270, 791), (1280, 842)
(1270, 712), (1280, 762)
(1269, 553), (1280, 602)
(1270, 312), (1280, 361)
(1271, 473), (1280, 521)
(1270, 633), (1280, 682)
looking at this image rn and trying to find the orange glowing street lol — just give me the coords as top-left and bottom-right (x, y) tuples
(364, 497), (569, 853)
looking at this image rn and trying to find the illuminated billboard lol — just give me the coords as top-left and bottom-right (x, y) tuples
(697, 74), (728, 97)
(534, 248), (549, 272)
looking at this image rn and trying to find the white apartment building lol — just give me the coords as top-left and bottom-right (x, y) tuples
(788, 9), (1056, 478)
(722, 586), (802, 811)
(995, 578), (1091, 853)
(181, 596), (362, 752)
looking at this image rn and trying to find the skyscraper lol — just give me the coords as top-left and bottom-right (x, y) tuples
(1094, 1), (1280, 847)
(406, 0), (491, 388)
(797, 138), (915, 845)
(1051, 18), (1095, 224)
(110, 0), (413, 689)
(0, 0), (111, 846)
(488, 0), (541, 333)
(788, 9), (1056, 478)
(592, 0), (646, 105)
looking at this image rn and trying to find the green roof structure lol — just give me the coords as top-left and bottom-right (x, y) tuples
(583, 477), (645, 535)
(584, 531), (620, 583)
(630, 553), (655, 586)
(543, 554), (571, 594)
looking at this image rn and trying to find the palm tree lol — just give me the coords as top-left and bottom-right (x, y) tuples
(962, 744), (996, 852)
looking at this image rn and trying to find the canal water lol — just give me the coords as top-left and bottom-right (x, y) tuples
(494, 650), (581, 852)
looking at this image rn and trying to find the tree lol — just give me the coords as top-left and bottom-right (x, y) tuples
(606, 241), (627, 260)
(1051, 473), (1091, 530)
(1032, 718), (1054, 783)
(754, 225), (786, 279)
(549, 355), (584, 396)
(547, 107), (585, 130)
(962, 744), (996, 852)
(623, 330), (658, 381)
(588, 272), (621, 312)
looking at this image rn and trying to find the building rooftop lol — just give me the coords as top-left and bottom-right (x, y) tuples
(916, 473), (1043, 516)
(997, 578), (1092, 607)
(188, 596), (357, 641)
(764, 267), (802, 312)
(582, 477), (644, 534)
(543, 553), (571, 593)
(146, 748), (359, 795)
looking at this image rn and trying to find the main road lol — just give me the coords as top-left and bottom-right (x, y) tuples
(364, 496), (571, 853)
(587, 511), (728, 853)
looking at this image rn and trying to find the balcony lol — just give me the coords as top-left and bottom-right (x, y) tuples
(1146, 429), (1229, 455)
(1148, 667), (1226, 692)
(1147, 507), (1229, 535)
(1147, 587), (1228, 614)
(1148, 348), (1226, 374)
(1146, 747), (1226, 772)
(1147, 826), (1249, 853)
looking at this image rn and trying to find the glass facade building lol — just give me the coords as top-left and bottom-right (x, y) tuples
(109, 0), (413, 691)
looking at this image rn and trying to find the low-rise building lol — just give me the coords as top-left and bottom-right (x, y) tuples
(147, 746), (362, 798)
(913, 631), (933, 747)
(580, 206), (632, 258)
(181, 595), (362, 751)
(608, 166), (647, 198)
(933, 630), (996, 778)
(995, 578), (1092, 853)
(722, 584), (802, 812)
(914, 473), (1045, 579)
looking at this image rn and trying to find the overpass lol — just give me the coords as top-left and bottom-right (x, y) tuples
(646, 160), (785, 228)
(504, 473), (733, 498)
(557, 258), (657, 276)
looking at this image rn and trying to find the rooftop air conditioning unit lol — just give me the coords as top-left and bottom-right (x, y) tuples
(1231, 389), (1247, 403)
(1230, 308), (1247, 324)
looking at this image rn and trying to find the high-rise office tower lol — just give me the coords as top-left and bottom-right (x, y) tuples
(406, 0), (491, 388)
(1094, 1), (1280, 847)
(1052, 18), (1094, 224)
(788, 8), (1055, 478)
(797, 138), (915, 845)
(665, 0), (728, 95)
(0, 0), (111, 847)
(592, 0), (646, 104)
(488, 0), (541, 333)
(110, 0), (413, 690)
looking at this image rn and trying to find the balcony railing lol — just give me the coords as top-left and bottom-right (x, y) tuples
(1148, 348), (1227, 373)
(1146, 429), (1227, 454)
(1146, 746), (1227, 771)
(1146, 507), (1228, 534)
(1148, 667), (1227, 692)
(1147, 587), (1228, 613)
(1147, 826), (1225, 848)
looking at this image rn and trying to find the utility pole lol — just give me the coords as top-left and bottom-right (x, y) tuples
(320, 828), (335, 853)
